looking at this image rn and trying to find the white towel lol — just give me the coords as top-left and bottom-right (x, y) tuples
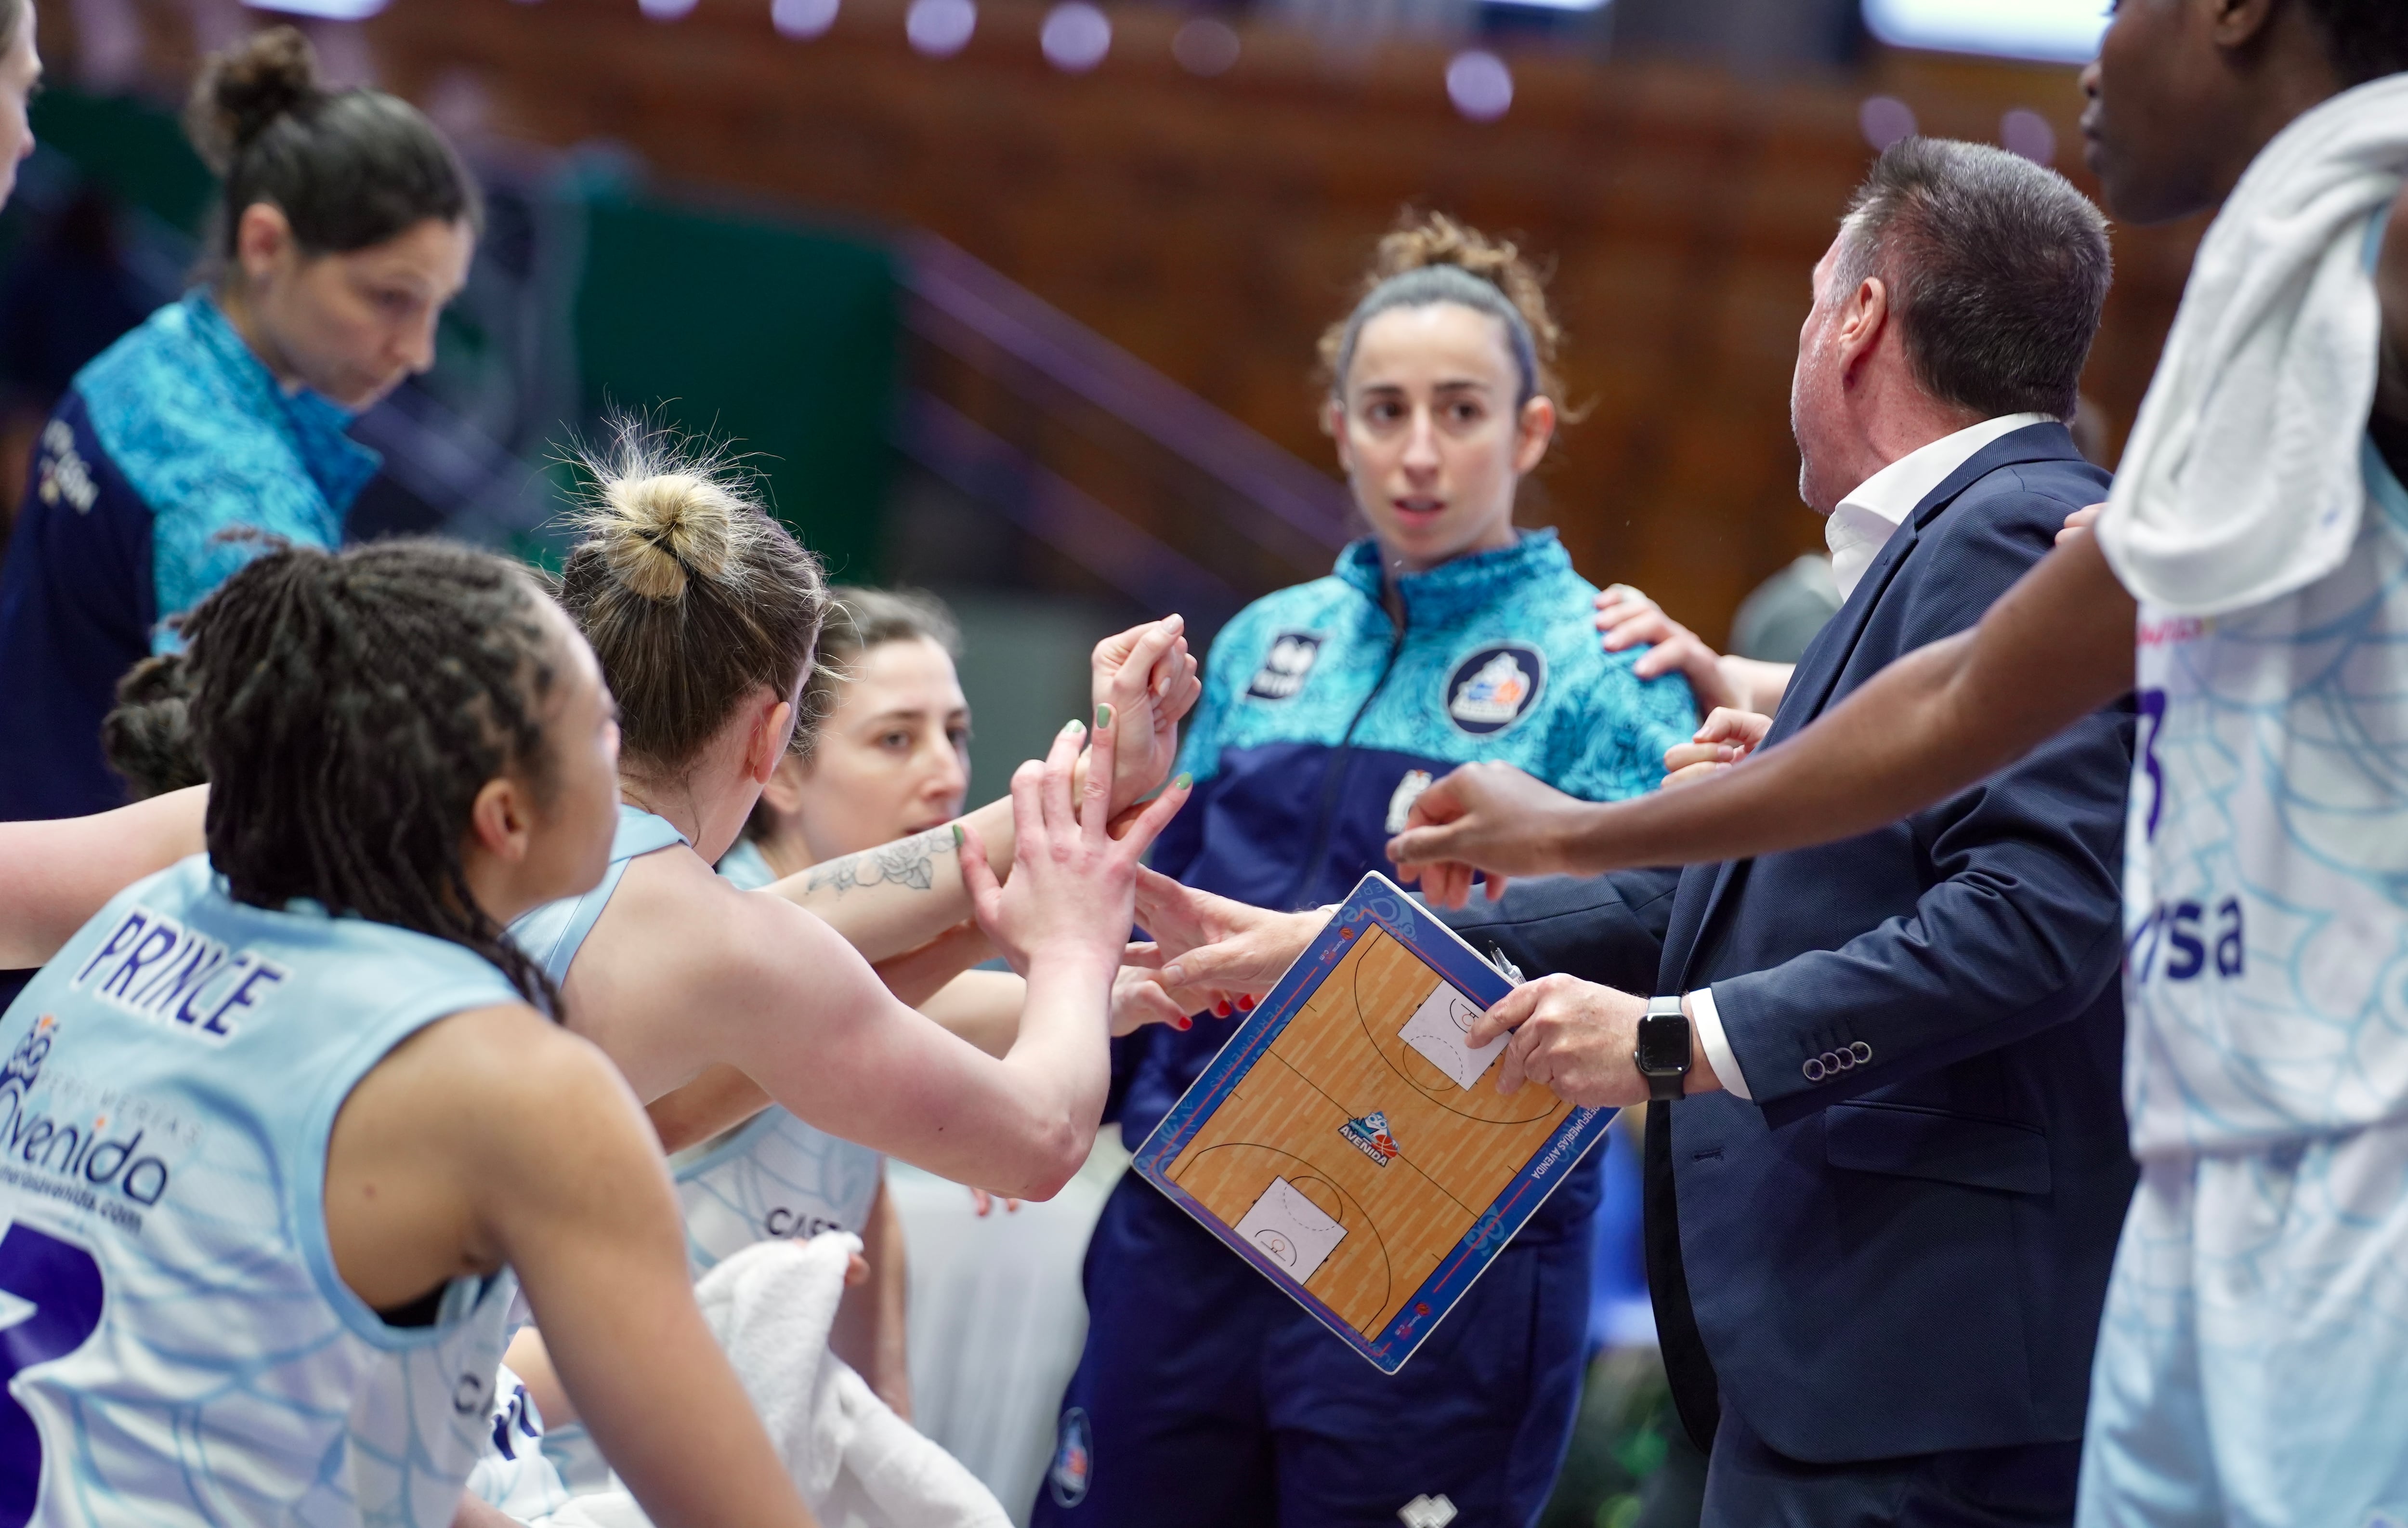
(544, 1233), (1008, 1528)
(2095, 74), (2408, 616)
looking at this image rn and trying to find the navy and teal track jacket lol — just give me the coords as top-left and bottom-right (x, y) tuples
(0, 291), (379, 822)
(1123, 529), (1695, 1234)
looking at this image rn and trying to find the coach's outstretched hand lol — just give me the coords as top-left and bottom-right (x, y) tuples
(1385, 762), (1590, 908)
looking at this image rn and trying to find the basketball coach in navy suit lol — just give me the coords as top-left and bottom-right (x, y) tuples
(1140, 138), (2138, 1523)
(1426, 139), (2140, 1524)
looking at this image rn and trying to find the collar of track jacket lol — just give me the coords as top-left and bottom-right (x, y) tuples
(1825, 413), (2055, 601)
(177, 289), (383, 512)
(1332, 527), (1573, 627)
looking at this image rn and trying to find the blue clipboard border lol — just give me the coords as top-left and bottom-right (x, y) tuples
(1131, 872), (1615, 1373)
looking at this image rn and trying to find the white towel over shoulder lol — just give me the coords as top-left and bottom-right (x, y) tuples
(545, 1233), (1008, 1528)
(2096, 74), (2408, 616)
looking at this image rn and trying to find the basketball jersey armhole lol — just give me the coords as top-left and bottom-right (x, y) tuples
(287, 980), (543, 1353)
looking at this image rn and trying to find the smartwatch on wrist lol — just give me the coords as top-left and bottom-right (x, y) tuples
(1634, 994), (1692, 1102)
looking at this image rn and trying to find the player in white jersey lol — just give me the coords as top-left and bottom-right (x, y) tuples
(0, 538), (837, 1528)
(1331, 5), (2408, 1524)
(471, 501), (1199, 1508)
(499, 422), (1192, 1203)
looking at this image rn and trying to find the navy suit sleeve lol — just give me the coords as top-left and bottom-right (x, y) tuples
(1437, 867), (1680, 994)
(1711, 475), (2134, 1124)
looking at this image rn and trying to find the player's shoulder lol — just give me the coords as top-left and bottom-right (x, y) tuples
(1498, 561), (1685, 717)
(609, 843), (842, 972)
(357, 998), (618, 1151)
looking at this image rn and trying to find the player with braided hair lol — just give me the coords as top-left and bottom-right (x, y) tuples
(181, 540), (575, 1011)
(0, 537), (842, 1528)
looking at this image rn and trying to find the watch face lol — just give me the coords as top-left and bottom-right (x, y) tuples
(1636, 1014), (1690, 1073)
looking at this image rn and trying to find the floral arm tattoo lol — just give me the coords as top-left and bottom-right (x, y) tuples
(804, 826), (956, 896)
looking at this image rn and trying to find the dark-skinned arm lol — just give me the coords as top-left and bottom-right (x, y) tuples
(1388, 532), (2136, 888)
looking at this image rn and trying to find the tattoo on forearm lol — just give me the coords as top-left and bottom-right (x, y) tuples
(805, 826), (955, 896)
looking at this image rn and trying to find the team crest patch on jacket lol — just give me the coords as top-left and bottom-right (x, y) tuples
(1444, 643), (1545, 734)
(1246, 632), (1324, 701)
(1048, 1407), (1093, 1506)
(1385, 770), (1435, 834)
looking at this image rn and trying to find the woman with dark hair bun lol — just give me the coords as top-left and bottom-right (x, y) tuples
(0, 23), (479, 824)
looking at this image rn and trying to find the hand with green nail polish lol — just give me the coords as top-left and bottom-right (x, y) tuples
(1087, 616), (1204, 822)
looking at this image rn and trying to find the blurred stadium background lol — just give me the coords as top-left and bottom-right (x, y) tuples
(0, 5), (2178, 1523)
(3, 0), (2179, 794)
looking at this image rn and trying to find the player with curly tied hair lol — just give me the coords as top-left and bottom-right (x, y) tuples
(1035, 213), (1696, 1528)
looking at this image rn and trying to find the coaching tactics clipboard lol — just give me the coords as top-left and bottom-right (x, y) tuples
(1132, 873), (1615, 1373)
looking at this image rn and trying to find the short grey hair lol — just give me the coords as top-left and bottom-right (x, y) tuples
(1833, 137), (2111, 422)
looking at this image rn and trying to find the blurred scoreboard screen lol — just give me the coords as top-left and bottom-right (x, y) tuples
(1863, 0), (2109, 63)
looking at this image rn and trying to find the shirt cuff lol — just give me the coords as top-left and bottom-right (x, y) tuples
(1688, 987), (1752, 1101)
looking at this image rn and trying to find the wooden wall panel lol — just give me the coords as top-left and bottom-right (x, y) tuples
(55, 0), (2199, 638)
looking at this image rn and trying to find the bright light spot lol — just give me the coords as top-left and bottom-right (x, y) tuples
(1042, 2), (1111, 71)
(905, 0), (973, 55)
(907, 0), (977, 56)
(1863, 0), (2109, 64)
(773, 0), (838, 38)
(640, 0), (697, 18)
(1859, 95), (1917, 150)
(1487, 0), (1607, 13)
(240, 0), (388, 17)
(2000, 107), (2057, 165)
(1445, 50), (1513, 124)
(1172, 16), (1240, 76)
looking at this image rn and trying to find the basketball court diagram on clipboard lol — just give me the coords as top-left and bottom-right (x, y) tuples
(1132, 873), (1615, 1373)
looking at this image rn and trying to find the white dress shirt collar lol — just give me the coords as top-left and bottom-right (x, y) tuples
(1824, 413), (2056, 601)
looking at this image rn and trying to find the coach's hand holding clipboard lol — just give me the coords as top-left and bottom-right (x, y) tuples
(1133, 869), (1725, 1111)
(1467, 977), (1725, 1107)
(1127, 872), (1616, 1373)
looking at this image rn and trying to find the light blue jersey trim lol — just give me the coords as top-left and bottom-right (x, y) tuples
(509, 806), (690, 986)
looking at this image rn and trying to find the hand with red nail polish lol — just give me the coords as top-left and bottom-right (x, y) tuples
(1109, 960), (1203, 1036)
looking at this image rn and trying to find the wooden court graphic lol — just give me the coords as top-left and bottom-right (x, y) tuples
(1161, 924), (1572, 1342)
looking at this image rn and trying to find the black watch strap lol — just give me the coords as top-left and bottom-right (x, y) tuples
(1637, 993), (1691, 1102)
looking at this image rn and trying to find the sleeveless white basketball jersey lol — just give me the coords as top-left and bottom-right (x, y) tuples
(495, 818), (883, 1500)
(2122, 220), (2408, 1156)
(0, 857), (523, 1527)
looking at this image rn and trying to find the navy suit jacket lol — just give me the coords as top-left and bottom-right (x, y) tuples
(1448, 423), (2137, 1463)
